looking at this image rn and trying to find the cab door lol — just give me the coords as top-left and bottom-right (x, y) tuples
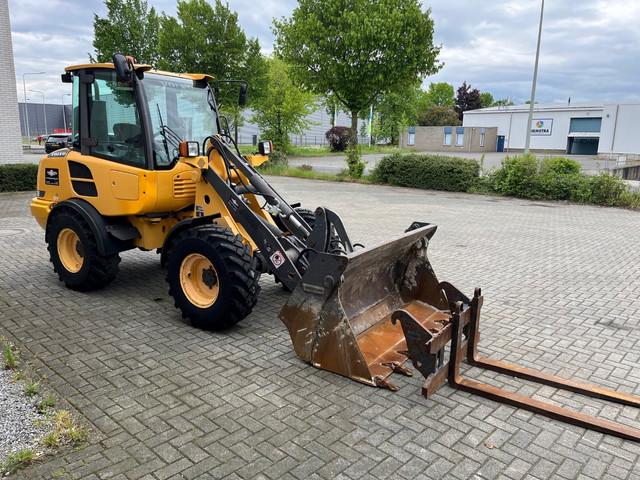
(72, 68), (154, 216)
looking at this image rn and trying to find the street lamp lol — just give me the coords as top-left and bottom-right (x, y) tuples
(524, 0), (545, 155)
(62, 93), (71, 132)
(22, 72), (46, 145)
(30, 89), (47, 138)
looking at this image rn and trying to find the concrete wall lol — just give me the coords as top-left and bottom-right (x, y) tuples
(463, 105), (604, 153)
(400, 126), (497, 153)
(599, 104), (640, 159)
(0, 0), (25, 164)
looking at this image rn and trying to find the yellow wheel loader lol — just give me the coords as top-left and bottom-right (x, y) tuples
(31, 54), (640, 441)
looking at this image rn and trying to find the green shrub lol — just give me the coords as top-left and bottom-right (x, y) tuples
(585, 173), (627, 206)
(346, 145), (365, 178)
(372, 153), (480, 192)
(539, 156), (581, 176)
(0, 164), (38, 192)
(485, 155), (637, 208)
(618, 190), (640, 209)
(492, 154), (541, 198)
(267, 150), (288, 167)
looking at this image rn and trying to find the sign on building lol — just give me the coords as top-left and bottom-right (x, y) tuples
(530, 118), (553, 136)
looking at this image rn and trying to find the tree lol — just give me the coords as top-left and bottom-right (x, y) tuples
(252, 58), (316, 153)
(493, 98), (515, 107)
(417, 105), (460, 126)
(373, 84), (421, 144)
(92, 0), (160, 64)
(454, 82), (482, 121)
(158, 0), (267, 107)
(323, 93), (344, 128)
(422, 82), (455, 107)
(274, 0), (440, 174)
(479, 92), (494, 108)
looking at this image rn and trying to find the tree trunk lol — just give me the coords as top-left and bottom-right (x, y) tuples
(350, 110), (359, 146)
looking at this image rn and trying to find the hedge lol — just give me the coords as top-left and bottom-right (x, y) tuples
(486, 155), (639, 208)
(0, 164), (38, 192)
(372, 153), (480, 192)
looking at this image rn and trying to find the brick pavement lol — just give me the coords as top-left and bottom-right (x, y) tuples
(0, 179), (639, 480)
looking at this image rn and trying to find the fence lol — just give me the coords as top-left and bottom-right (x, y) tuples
(235, 133), (369, 147)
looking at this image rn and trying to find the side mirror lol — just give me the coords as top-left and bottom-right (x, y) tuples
(239, 83), (248, 107)
(113, 53), (132, 82)
(258, 140), (273, 155)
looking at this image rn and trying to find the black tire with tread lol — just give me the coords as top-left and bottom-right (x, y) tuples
(295, 207), (316, 230)
(46, 209), (120, 291)
(166, 224), (260, 330)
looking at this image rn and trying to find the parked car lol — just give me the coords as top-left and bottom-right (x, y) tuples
(44, 134), (71, 153)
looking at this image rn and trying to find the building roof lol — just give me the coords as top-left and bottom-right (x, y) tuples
(465, 103), (605, 115)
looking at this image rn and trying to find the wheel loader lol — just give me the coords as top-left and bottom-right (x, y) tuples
(30, 54), (640, 441)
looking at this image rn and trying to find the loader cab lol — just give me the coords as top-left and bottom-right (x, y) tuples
(64, 62), (218, 171)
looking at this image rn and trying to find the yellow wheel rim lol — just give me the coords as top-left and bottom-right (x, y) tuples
(57, 228), (84, 273)
(180, 253), (219, 308)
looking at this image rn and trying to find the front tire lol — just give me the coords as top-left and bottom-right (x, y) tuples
(46, 209), (120, 291)
(166, 225), (261, 330)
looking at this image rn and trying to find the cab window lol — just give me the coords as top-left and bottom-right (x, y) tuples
(87, 70), (145, 167)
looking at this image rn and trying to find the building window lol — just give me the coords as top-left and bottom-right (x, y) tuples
(443, 127), (452, 146)
(456, 127), (465, 146)
(569, 117), (602, 133)
(407, 126), (416, 146)
(479, 128), (486, 147)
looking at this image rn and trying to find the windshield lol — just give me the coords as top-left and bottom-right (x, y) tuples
(143, 73), (217, 167)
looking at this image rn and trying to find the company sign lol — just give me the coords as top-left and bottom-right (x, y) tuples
(530, 118), (553, 136)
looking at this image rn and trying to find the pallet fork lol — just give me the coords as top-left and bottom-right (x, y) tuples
(392, 288), (640, 442)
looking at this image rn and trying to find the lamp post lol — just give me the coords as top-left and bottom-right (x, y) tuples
(30, 89), (47, 137)
(22, 71), (45, 146)
(524, 0), (544, 155)
(62, 93), (71, 132)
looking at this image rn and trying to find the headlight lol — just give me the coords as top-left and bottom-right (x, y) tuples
(179, 141), (200, 157)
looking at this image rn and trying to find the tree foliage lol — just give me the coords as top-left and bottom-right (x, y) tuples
(422, 82), (455, 107)
(274, 0), (441, 153)
(157, 0), (267, 108)
(454, 82), (482, 120)
(92, 0), (160, 64)
(251, 58), (316, 153)
(372, 84), (420, 144)
(479, 92), (494, 108)
(493, 98), (515, 107)
(417, 105), (460, 126)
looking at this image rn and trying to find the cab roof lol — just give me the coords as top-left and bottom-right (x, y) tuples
(64, 63), (214, 82)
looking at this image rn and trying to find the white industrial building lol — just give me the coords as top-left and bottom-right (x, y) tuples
(463, 103), (640, 160)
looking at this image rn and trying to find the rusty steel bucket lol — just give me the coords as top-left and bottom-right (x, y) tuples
(279, 223), (449, 389)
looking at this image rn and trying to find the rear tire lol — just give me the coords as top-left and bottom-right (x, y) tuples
(295, 207), (316, 230)
(46, 209), (120, 291)
(166, 224), (260, 330)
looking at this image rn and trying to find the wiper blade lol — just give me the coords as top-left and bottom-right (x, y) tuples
(155, 104), (174, 163)
(162, 125), (182, 146)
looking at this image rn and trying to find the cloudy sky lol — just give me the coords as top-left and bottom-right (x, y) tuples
(8, 0), (640, 105)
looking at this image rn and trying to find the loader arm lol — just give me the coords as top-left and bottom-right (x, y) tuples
(202, 136), (354, 291)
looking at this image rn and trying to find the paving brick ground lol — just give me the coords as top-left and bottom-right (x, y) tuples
(1, 179), (639, 480)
